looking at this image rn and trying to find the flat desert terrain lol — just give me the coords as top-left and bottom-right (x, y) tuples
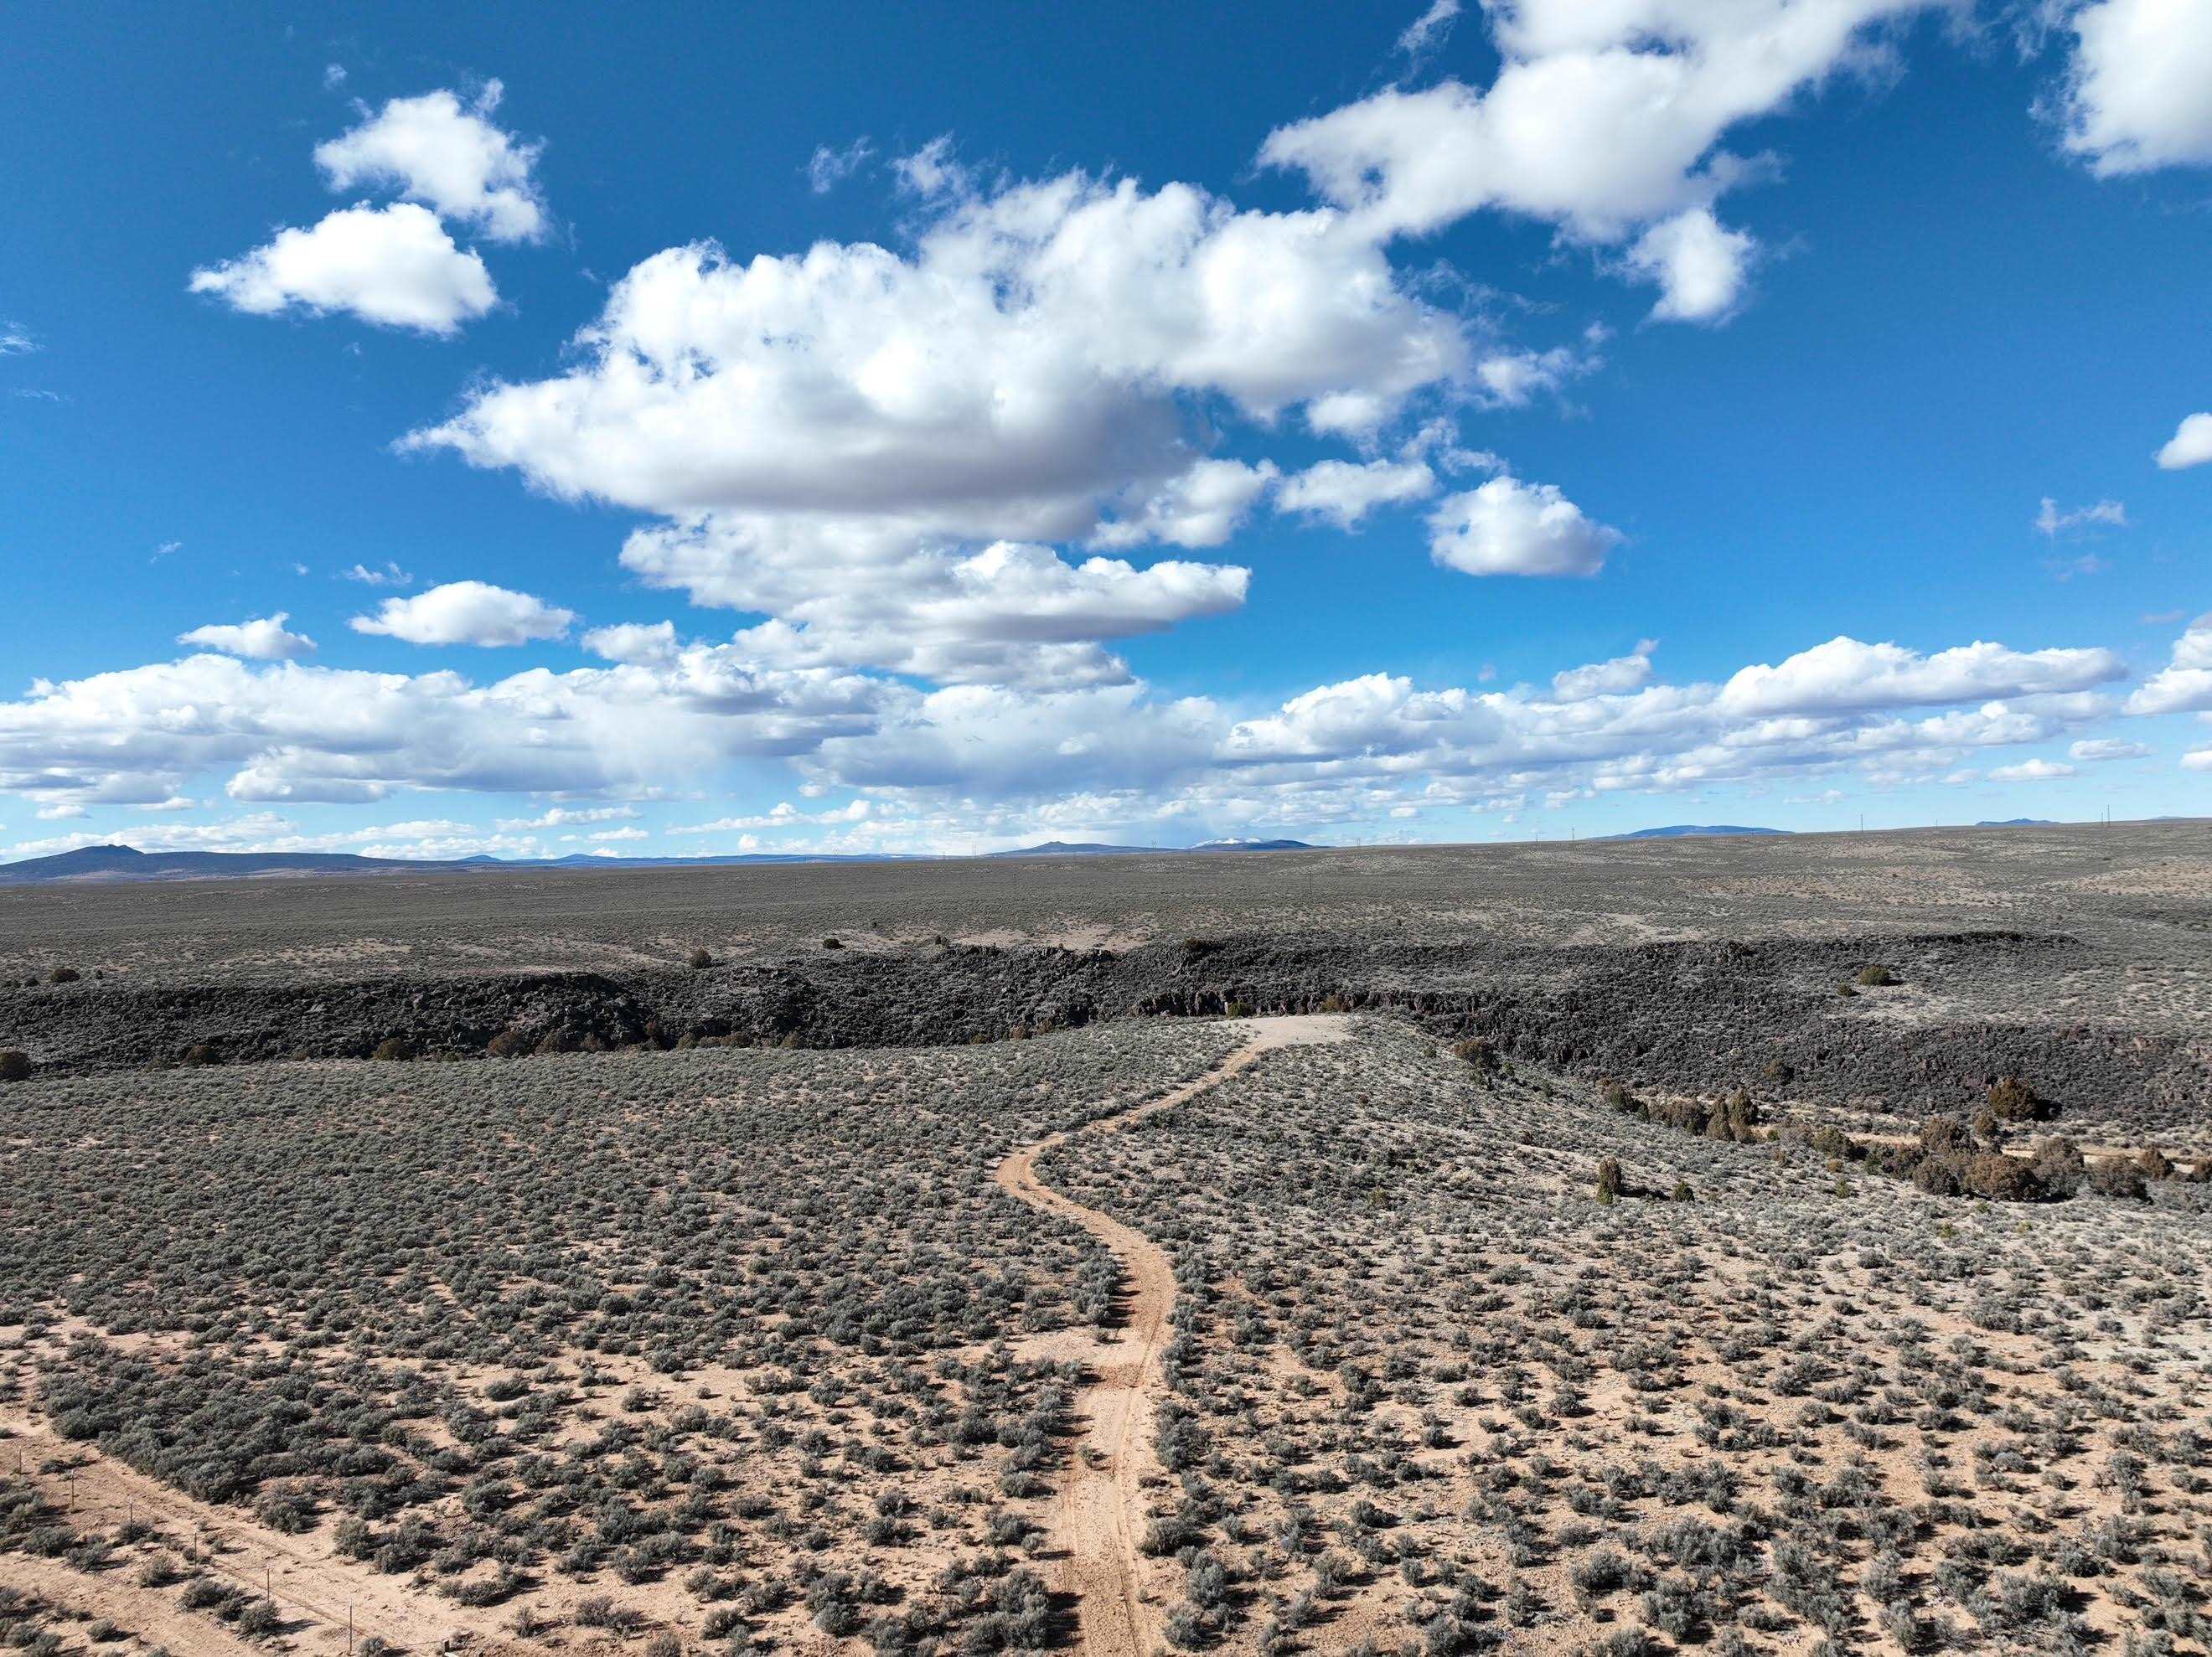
(2, 823), (2209, 1655)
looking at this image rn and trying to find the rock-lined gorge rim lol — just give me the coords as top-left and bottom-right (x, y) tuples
(6, 928), (2207, 1144)
(992, 1016), (1350, 1656)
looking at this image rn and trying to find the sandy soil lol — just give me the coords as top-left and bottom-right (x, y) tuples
(991, 1016), (1347, 1657)
(0, 1403), (529, 1656)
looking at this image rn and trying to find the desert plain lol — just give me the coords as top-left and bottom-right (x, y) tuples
(1, 822), (2209, 1656)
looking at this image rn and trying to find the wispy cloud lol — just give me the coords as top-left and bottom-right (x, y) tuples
(805, 137), (874, 194)
(1396, 0), (1460, 59)
(2034, 496), (2127, 536)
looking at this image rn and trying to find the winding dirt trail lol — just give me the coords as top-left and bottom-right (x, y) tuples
(991, 1015), (1348, 1657)
(0, 1404), (519, 1656)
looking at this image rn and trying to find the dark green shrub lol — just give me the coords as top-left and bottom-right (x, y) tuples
(0, 1050), (29, 1082)
(1453, 1037), (1500, 1073)
(1595, 1158), (1625, 1204)
(1706, 1089), (1759, 1142)
(1811, 1124), (1857, 1160)
(253, 1490), (313, 1533)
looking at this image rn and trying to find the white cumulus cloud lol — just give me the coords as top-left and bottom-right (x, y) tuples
(2058, 0), (2212, 174)
(1277, 458), (1438, 529)
(497, 804), (640, 830)
(0, 650), (888, 816)
(2155, 412), (2212, 469)
(581, 621), (680, 665)
(1719, 637), (2125, 717)
(2125, 613), (2212, 715)
(1624, 208), (1756, 323)
(1553, 640), (1657, 700)
(176, 614), (317, 661)
(1258, 0), (1930, 317)
(315, 82), (547, 241)
(0, 620), (2151, 831)
(621, 519), (1248, 689)
(1989, 757), (2077, 782)
(350, 580), (576, 647)
(2070, 737), (2150, 760)
(1089, 459), (1279, 550)
(189, 202), (495, 334)
(1427, 476), (1621, 577)
(405, 177), (1466, 533)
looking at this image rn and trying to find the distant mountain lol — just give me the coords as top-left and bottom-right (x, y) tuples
(496, 852), (928, 869)
(985, 841), (1159, 858)
(1605, 825), (1789, 840)
(3, 837), (1320, 885)
(1976, 818), (2056, 828)
(989, 838), (1317, 858)
(0, 844), (468, 885)
(0, 844), (927, 885)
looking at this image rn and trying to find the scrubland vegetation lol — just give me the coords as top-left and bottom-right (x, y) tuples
(2, 823), (2208, 1653)
(1046, 1023), (2212, 1654)
(0, 1024), (1241, 1654)
(3, 1010), (2207, 1653)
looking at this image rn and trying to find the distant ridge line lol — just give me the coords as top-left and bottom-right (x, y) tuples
(0, 837), (1318, 885)
(1602, 824), (1790, 840)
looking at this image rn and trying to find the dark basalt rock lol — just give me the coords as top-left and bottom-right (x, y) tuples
(1, 928), (2203, 1121)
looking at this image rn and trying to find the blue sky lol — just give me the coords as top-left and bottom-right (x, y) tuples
(2, 0), (2208, 860)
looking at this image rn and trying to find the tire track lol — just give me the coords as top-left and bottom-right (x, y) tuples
(0, 1406), (515, 1655)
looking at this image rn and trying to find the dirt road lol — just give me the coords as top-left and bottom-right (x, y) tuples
(0, 1404), (519, 1656)
(991, 1015), (1349, 1657)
